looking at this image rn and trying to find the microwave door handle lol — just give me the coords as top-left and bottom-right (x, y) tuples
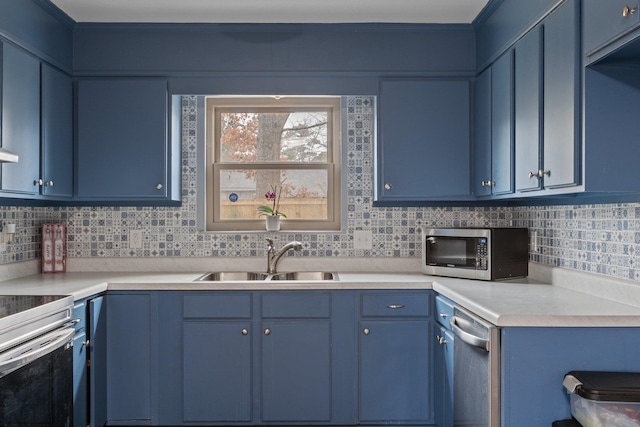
(0, 327), (74, 378)
(450, 316), (490, 352)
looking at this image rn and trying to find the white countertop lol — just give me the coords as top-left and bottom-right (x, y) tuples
(2, 266), (640, 328)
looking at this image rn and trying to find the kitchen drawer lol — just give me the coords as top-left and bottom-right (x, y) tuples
(435, 295), (455, 329)
(183, 294), (252, 318)
(361, 293), (431, 317)
(262, 293), (331, 318)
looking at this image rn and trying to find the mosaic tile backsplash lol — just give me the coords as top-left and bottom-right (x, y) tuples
(0, 96), (638, 282)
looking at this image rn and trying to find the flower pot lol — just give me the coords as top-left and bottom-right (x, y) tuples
(265, 215), (281, 232)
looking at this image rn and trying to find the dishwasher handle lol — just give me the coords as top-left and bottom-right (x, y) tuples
(450, 316), (490, 352)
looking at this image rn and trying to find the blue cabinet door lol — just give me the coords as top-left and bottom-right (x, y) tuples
(473, 67), (493, 197)
(490, 51), (514, 196)
(89, 296), (107, 427)
(1, 42), (40, 195)
(183, 321), (253, 423)
(41, 64), (72, 198)
(543, 0), (580, 189)
(73, 300), (88, 427)
(359, 319), (432, 423)
(76, 78), (170, 201)
(584, 0), (640, 57)
(106, 293), (153, 423)
(501, 327), (640, 426)
(261, 320), (332, 422)
(434, 324), (454, 427)
(514, 26), (543, 193)
(377, 79), (472, 202)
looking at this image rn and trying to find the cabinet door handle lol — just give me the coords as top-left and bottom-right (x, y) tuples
(387, 304), (405, 309)
(241, 329), (248, 336)
(481, 180), (496, 187)
(363, 328), (370, 335)
(538, 170), (550, 178)
(45, 180), (54, 187)
(156, 183), (163, 190)
(384, 183), (392, 190)
(528, 171), (538, 179)
(439, 312), (448, 319)
(264, 328), (271, 335)
(623, 5), (637, 16)
(82, 340), (90, 348)
(436, 335), (447, 345)
(33, 179), (43, 186)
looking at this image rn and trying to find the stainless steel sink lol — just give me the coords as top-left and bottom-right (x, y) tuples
(194, 271), (338, 282)
(194, 272), (270, 281)
(270, 272), (337, 281)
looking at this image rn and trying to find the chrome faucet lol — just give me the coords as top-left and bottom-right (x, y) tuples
(266, 238), (303, 274)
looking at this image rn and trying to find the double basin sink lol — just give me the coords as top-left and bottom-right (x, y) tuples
(195, 271), (338, 282)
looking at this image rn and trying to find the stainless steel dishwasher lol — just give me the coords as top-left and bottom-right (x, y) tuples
(451, 306), (500, 427)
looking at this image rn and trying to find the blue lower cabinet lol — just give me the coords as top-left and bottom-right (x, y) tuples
(261, 320), (332, 422)
(72, 301), (88, 427)
(434, 324), (454, 427)
(120, 290), (435, 426)
(359, 319), (432, 424)
(358, 291), (433, 425)
(501, 327), (640, 426)
(89, 296), (107, 427)
(183, 321), (252, 422)
(106, 293), (154, 425)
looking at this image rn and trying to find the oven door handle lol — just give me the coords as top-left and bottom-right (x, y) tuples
(0, 327), (75, 378)
(450, 316), (490, 352)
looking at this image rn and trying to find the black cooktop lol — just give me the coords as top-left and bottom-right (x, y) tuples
(0, 295), (68, 319)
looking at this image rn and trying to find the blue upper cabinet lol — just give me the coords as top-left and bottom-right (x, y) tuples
(76, 78), (180, 204)
(584, 0), (640, 60)
(473, 68), (492, 197)
(514, 27), (543, 193)
(473, 53), (515, 197)
(376, 79), (472, 204)
(0, 42), (41, 196)
(542, 0), (580, 190)
(41, 64), (73, 198)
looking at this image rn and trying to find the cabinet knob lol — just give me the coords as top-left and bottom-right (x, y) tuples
(45, 180), (54, 187)
(528, 171), (538, 179)
(538, 170), (550, 178)
(436, 335), (447, 345)
(623, 5), (636, 16)
(156, 183), (163, 190)
(439, 313), (448, 319)
(264, 328), (271, 335)
(363, 328), (370, 335)
(384, 183), (392, 190)
(241, 329), (248, 336)
(481, 180), (496, 187)
(33, 179), (43, 186)
(82, 340), (90, 348)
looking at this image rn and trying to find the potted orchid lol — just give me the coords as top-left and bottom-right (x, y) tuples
(258, 185), (286, 231)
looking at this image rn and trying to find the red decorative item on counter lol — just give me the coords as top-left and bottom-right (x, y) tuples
(42, 223), (66, 273)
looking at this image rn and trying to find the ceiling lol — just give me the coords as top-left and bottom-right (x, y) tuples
(49, 0), (491, 24)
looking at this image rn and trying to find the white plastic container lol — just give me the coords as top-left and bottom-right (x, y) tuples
(564, 371), (640, 427)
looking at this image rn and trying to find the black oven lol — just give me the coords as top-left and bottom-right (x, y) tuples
(0, 295), (75, 427)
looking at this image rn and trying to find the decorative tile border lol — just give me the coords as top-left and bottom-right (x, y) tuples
(0, 96), (637, 282)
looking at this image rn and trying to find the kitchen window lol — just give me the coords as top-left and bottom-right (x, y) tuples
(206, 96), (342, 231)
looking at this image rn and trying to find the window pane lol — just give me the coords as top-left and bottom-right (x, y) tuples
(220, 111), (329, 163)
(219, 169), (329, 220)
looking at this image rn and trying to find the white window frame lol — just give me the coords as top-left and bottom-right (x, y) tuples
(205, 96), (342, 231)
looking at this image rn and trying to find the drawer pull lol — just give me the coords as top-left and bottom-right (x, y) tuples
(387, 304), (405, 309)
(241, 329), (248, 336)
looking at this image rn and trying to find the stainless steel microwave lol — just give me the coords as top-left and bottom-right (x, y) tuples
(422, 228), (528, 280)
